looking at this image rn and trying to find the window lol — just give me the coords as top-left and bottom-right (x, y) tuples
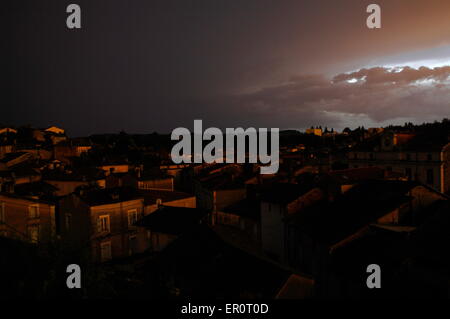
(128, 209), (138, 227)
(28, 225), (39, 243)
(427, 154), (432, 161)
(0, 202), (5, 223)
(405, 168), (412, 180)
(100, 241), (112, 261)
(129, 235), (137, 255)
(406, 153), (411, 161)
(65, 214), (72, 231)
(240, 218), (245, 230)
(28, 205), (39, 219)
(97, 215), (110, 233)
(426, 169), (434, 185)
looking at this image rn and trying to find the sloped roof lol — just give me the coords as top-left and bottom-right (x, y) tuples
(328, 167), (385, 184)
(79, 187), (142, 206)
(223, 198), (261, 220)
(261, 183), (313, 205)
(275, 274), (314, 299)
(290, 180), (417, 246)
(154, 224), (292, 298)
(135, 206), (207, 235)
(139, 189), (194, 205)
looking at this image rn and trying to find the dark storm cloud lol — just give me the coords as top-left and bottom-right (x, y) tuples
(6, 0), (450, 135)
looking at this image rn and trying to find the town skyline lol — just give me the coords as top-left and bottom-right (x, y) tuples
(5, 0), (450, 301)
(7, 0), (450, 136)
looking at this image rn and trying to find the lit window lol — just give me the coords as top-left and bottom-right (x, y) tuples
(28, 225), (39, 243)
(98, 215), (110, 233)
(28, 205), (39, 219)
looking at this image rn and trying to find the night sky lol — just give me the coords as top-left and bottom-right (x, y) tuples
(6, 0), (450, 136)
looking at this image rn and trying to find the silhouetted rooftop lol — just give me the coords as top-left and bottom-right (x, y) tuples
(261, 183), (313, 205)
(290, 180), (419, 246)
(135, 206), (207, 235)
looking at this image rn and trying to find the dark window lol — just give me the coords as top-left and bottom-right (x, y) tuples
(405, 168), (412, 180)
(406, 153), (411, 161)
(427, 154), (432, 161)
(129, 236), (137, 255)
(426, 169), (434, 185)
